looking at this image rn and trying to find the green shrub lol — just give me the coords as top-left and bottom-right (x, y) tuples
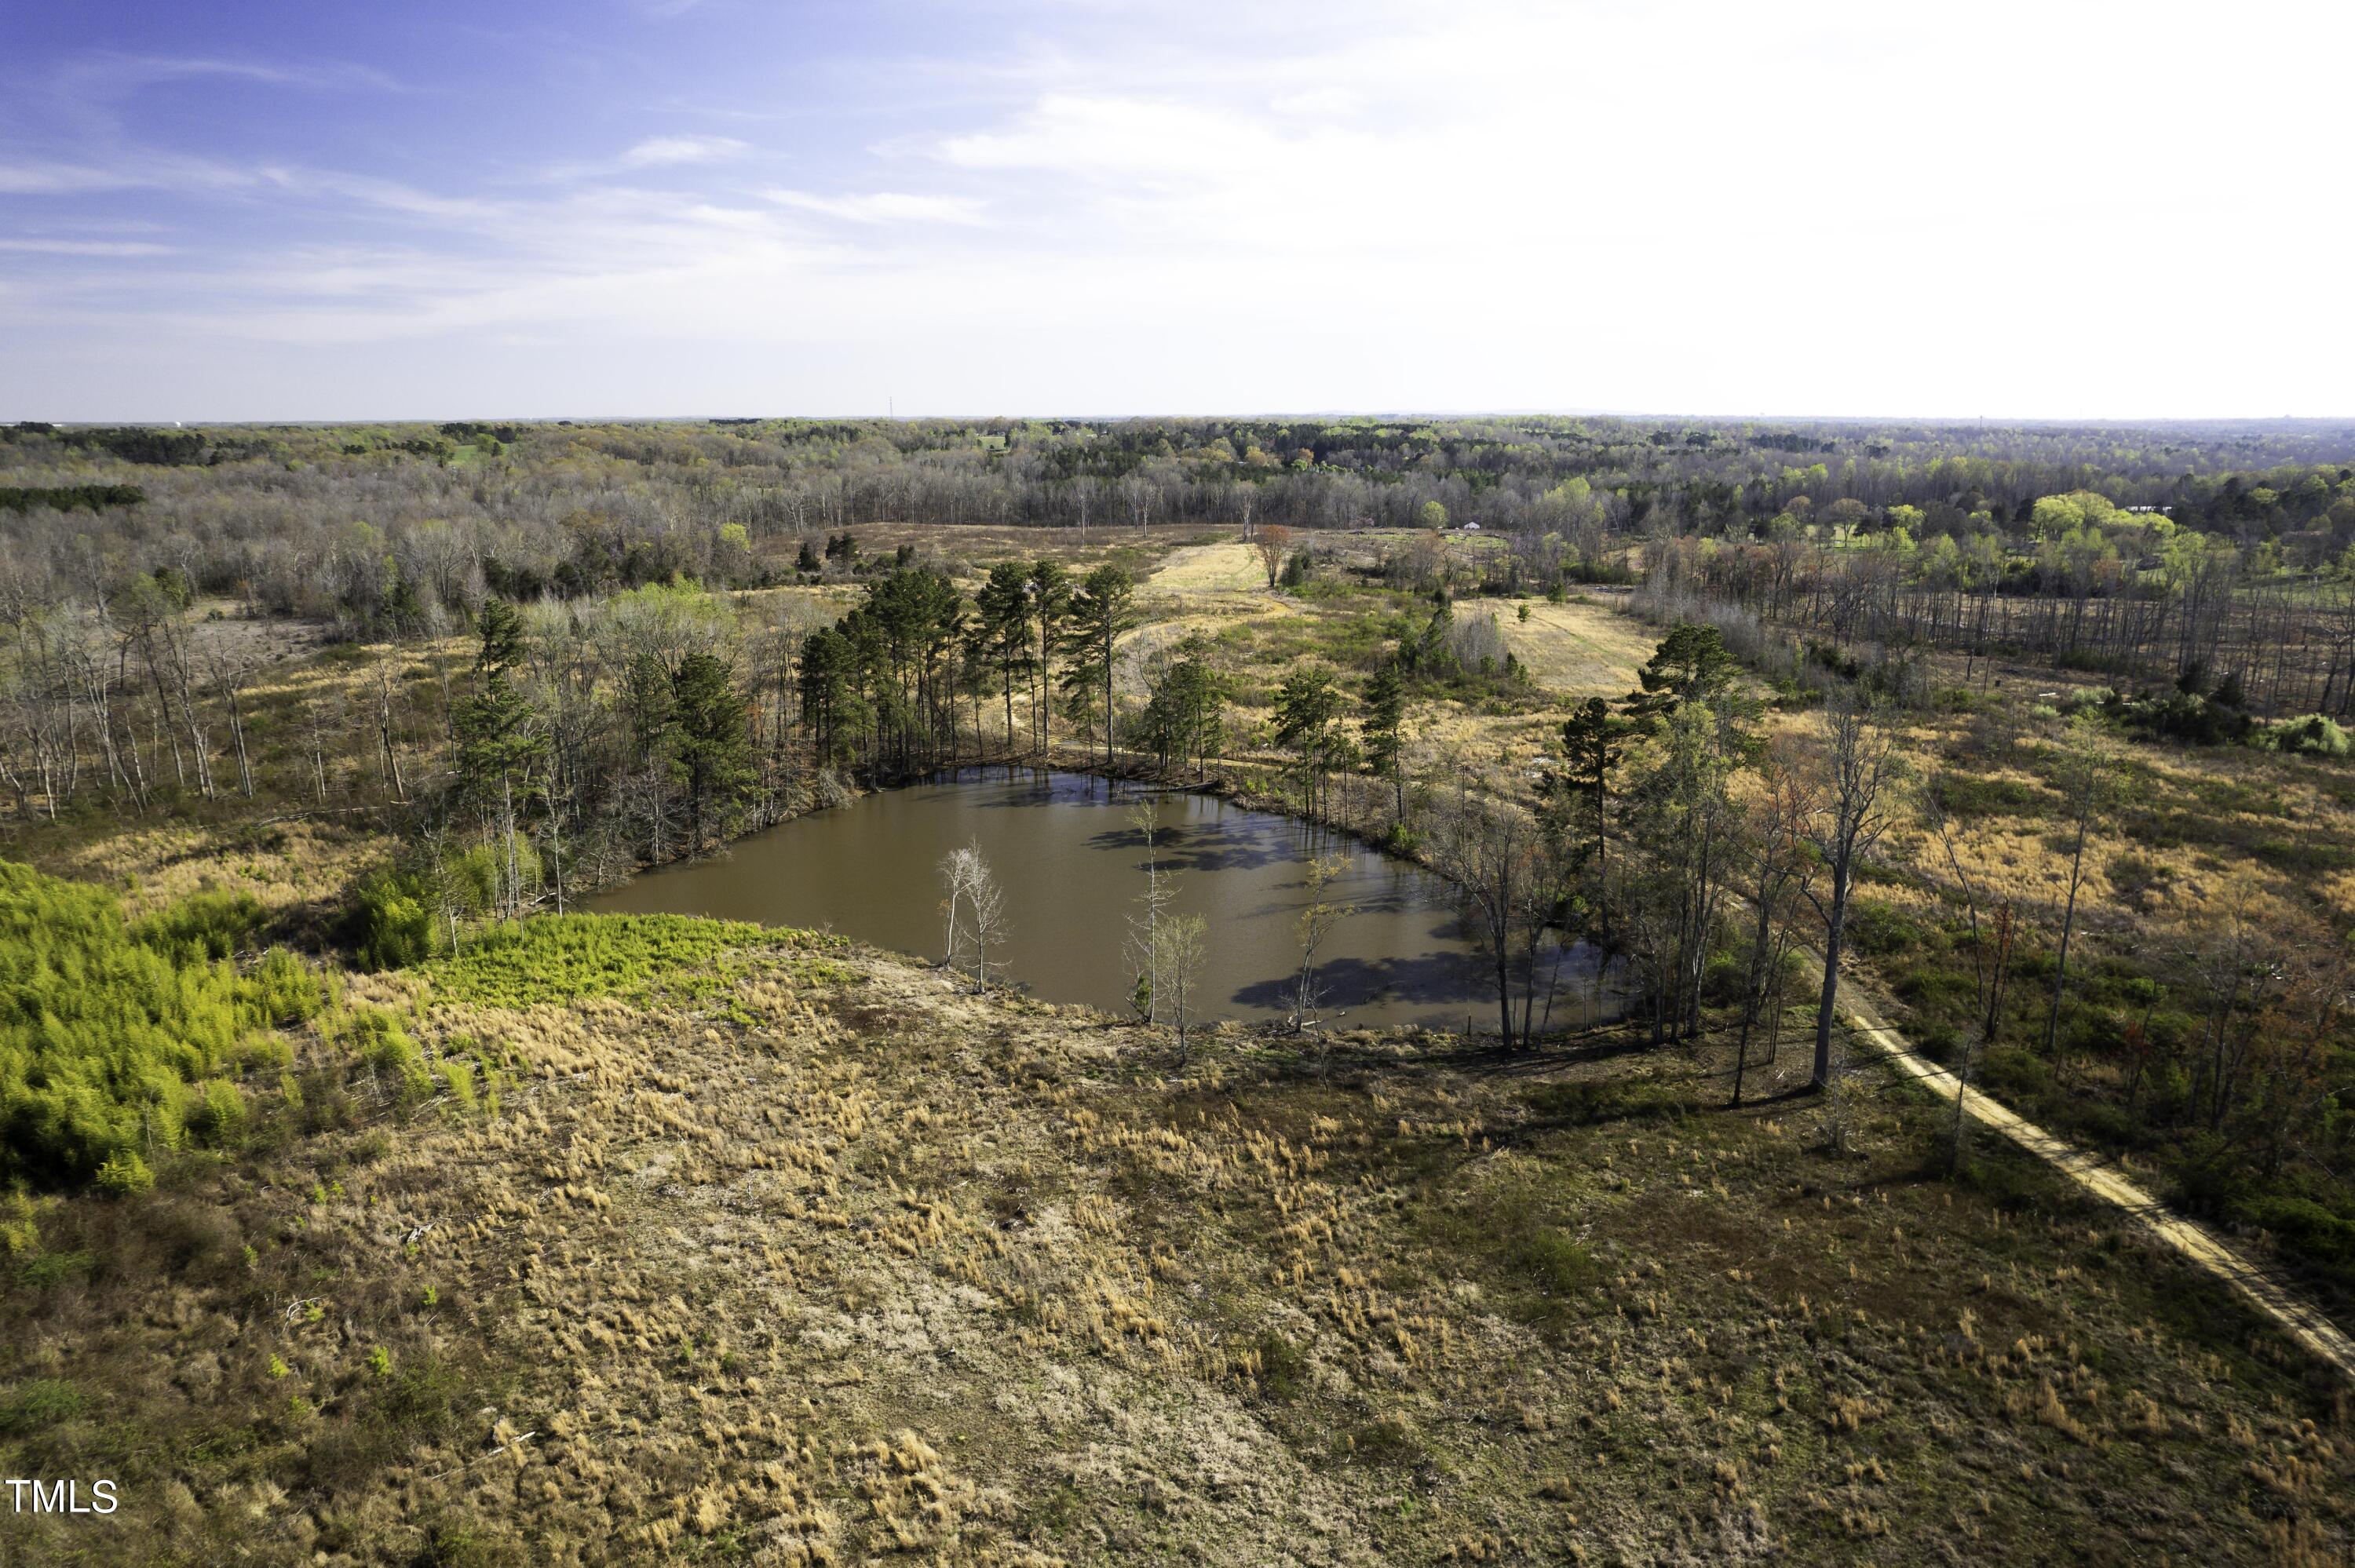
(1893, 964), (1974, 1014)
(1524, 1078), (1694, 1127)
(349, 1008), (433, 1103)
(1913, 1022), (1964, 1064)
(2258, 713), (2351, 757)
(250, 946), (331, 1025)
(0, 862), (292, 1188)
(425, 913), (845, 1008)
(93, 1153), (154, 1196)
(1929, 772), (2050, 819)
(133, 887), (268, 962)
(1510, 1228), (1597, 1297)
(192, 1079), (247, 1147)
(2245, 1196), (2355, 1271)
(1977, 1045), (2052, 1099)
(1700, 951), (1749, 1006)
(346, 868), (440, 971)
(0, 1377), (87, 1435)
(440, 1054), (479, 1117)
(1844, 899), (1930, 957)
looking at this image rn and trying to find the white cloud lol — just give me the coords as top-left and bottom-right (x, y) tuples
(54, 53), (411, 99)
(0, 162), (145, 195)
(6, 0), (2351, 418)
(765, 189), (987, 225)
(0, 239), (175, 256)
(617, 135), (748, 169)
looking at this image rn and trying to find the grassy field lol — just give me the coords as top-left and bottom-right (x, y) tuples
(1496, 594), (1656, 697)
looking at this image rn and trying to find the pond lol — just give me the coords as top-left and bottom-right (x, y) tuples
(587, 768), (1612, 1033)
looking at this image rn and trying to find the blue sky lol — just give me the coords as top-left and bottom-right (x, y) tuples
(2, 0), (2348, 421)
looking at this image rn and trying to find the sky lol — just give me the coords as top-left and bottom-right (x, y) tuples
(2, 0), (2349, 423)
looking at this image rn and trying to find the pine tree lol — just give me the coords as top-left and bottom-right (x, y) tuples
(1623, 622), (1738, 731)
(1027, 558), (1071, 753)
(670, 652), (754, 853)
(1064, 565), (1137, 768)
(1548, 696), (1629, 912)
(973, 560), (1036, 749)
(454, 601), (546, 917)
(1273, 662), (1342, 819)
(1361, 655), (1408, 827)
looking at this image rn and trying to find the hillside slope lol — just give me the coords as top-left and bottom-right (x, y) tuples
(5, 917), (2351, 1566)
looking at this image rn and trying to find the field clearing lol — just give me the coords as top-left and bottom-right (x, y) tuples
(1499, 594), (1656, 698)
(1148, 539), (1271, 595)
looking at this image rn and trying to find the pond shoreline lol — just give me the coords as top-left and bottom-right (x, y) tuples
(587, 758), (1623, 1036)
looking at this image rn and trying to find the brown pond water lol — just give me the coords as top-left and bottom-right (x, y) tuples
(587, 769), (1613, 1033)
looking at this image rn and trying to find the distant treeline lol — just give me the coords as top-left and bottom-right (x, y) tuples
(0, 483), (145, 514)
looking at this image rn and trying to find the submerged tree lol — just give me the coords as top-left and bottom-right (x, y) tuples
(1289, 853), (1356, 1033)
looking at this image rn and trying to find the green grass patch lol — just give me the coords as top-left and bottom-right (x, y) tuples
(424, 913), (850, 1008)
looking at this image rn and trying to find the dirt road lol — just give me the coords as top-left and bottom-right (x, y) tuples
(1835, 979), (2355, 1384)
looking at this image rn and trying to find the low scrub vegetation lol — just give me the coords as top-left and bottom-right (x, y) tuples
(0, 862), (330, 1189)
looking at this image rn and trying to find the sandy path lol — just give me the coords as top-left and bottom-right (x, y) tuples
(1834, 979), (2355, 1383)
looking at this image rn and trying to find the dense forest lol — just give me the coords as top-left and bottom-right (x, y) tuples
(4, 412), (2352, 669)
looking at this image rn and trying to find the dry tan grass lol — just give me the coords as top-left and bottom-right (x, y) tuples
(6, 928), (2352, 1566)
(1148, 541), (1269, 595)
(1495, 596), (1656, 698)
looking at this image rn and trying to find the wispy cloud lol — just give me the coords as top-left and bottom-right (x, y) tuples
(5, 0), (2350, 419)
(55, 52), (411, 99)
(765, 189), (985, 225)
(0, 162), (144, 195)
(0, 239), (176, 257)
(618, 134), (747, 169)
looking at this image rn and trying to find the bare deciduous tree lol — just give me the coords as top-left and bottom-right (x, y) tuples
(1289, 852), (1356, 1032)
(937, 838), (1009, 993)
(1802, 697), (1904, 1092)
(1730, 741), (1816, 1107)
(1255, 524), (1291, 591)
(1123, 801), (1177, 1020)
(2039, 717), (2111, 1071)
(1156, 913), (1210, 1063)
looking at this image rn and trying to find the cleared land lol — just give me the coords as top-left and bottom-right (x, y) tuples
(1497, 595), (1656, 698)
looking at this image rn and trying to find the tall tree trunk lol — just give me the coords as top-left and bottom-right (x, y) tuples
(1811, 873), (1851, 1090)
